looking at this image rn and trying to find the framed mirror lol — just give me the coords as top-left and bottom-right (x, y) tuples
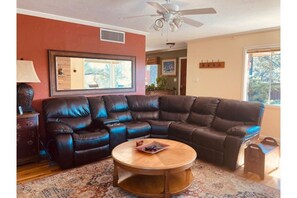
(48, 50), (136, 96)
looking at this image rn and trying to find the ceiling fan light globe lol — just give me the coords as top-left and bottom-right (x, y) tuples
(153, 24), (161, 31)
(169, 21), (178, 32)
(155, 19), (164, 28)
(173, 17), (183, 28)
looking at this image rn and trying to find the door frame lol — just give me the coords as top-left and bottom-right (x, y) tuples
(178, 57), (187, 95)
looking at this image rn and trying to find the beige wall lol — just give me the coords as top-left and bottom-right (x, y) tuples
(261, 106), (280, 140)
(187, 29), (280, 140)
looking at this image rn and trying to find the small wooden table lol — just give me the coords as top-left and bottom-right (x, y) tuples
(244, 137), (279, 179)
(17, 112), (40, 166)
(112, 138), (197, 198)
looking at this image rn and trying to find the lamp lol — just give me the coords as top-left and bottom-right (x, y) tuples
(168, 21), (178, 32)
(153, 18), (164, 31)
(166, 42), (175, 48)
(153, 13), (183, 32)
(172, 14), (183, 28)
(17, 60), (40, 113)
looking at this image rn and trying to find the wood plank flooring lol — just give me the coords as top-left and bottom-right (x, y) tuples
(17, 157), (280, 191)
(17, 160), (61, 184)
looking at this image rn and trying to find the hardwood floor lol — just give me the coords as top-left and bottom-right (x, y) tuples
(17, 160), (62, 184)
(234, 163), (280, 190)
(17, 157), (280, 191)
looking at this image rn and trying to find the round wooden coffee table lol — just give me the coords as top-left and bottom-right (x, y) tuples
(112, 138), (197, 198)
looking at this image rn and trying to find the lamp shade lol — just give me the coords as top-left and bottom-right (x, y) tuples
(17, 60), (40, 83)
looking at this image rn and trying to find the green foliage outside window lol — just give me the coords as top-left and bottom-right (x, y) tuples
(247, 51), (280, 105)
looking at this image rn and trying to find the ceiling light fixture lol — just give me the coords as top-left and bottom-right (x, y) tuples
(166, 42), (175, 48)
(122, 0), (217, 33)
(153, 12), (183, 32)
(153, 18), (164, 31)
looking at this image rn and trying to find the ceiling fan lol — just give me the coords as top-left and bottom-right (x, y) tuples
(121, 0), (217, 32)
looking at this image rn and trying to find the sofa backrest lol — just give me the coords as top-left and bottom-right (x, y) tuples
(87, 96), (108, 120)
(187, 97), (220, 127)
(42, 96), (92, 131)
(102, 95), (132, 122)
(211, 99), (265, 131)
(159, 95), (196, 122)
(126, 95), (159, 121)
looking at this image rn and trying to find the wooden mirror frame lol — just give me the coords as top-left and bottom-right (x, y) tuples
(48, 50), (136, 96)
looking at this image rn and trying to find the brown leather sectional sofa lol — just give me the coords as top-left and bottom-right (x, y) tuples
(42, 95), (264, 170)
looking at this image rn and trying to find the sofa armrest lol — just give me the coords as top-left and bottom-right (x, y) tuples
(105, 123), (127, 151)
(46, 121), (73, 136)
(55, 134), (74, 169)
(226, 125), (260, 138)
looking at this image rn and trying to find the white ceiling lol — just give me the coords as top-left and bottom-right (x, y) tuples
(17, 0), (280, 52)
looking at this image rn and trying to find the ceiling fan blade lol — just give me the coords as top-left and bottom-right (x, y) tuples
(147, 2), (169, 13)
(182, 17), (203, 27)
(120, 14), (159, 20)
(180, 8), (216, 15)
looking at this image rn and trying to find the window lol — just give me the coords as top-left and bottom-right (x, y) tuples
(245, 48), (280, 105)
(145, 64), (158, 86)
(84, 59), (132, 89)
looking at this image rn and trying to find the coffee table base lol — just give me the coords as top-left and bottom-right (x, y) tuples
(116, 169), (193, 197)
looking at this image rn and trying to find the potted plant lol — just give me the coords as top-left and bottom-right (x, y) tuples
(146, 77), (175, 95)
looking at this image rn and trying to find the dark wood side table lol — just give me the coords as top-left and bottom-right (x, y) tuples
(17, 112), (40, 166)
(244, 137), (279, 179)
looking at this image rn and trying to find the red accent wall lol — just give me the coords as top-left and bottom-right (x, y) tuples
(17, 14), (146, 138)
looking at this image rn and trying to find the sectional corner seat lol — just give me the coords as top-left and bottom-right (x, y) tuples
(42, 95), (264, 170)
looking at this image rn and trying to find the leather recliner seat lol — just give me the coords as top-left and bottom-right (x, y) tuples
(42, 96), (110, 169)
(102, 95), (152, 140)
(42, 95), (264, 170)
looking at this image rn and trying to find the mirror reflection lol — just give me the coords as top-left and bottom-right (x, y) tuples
(56, 57), (132, 90)
(49, 50), (136, 96)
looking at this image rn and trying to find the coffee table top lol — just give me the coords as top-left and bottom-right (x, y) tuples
(112, 138), (197, 170)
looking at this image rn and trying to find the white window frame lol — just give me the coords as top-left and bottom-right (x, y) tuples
(242, 44), (280, 107)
